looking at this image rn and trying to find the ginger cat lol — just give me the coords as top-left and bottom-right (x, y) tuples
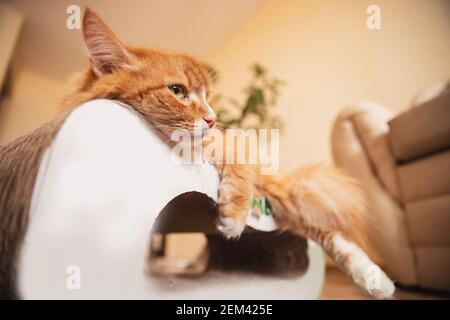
(0, 8), (395, 299)
(62, 8), (252, 240)
(70, 9), (394, 299)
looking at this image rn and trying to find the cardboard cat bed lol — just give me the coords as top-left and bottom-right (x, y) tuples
(19, 100), (324, 299)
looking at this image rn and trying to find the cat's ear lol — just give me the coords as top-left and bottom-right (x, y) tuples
(82, 8), (133, 76)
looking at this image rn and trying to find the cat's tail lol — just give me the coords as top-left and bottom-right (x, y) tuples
(288, 165), (369, 246)
(290, 165), (395, 299)
(261, 165), (369, 244)
(258, 165), (396, 299)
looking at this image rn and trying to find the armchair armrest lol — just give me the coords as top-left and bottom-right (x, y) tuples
(331, 102), (418, 285)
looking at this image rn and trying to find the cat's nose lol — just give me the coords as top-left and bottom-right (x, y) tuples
(203, 117), (216, 129)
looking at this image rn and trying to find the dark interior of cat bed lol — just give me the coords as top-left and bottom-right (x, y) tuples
(148, 191), (309, 277)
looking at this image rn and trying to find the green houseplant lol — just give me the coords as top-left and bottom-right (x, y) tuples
(210, 63), (285, 131)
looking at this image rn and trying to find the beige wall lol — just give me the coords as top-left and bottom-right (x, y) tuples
(0, 69), (63, 144)
(208, 0), (450, 172)
(1, 0), (449, 165)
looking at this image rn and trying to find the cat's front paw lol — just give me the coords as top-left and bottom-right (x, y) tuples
(217, 216), (246, 239)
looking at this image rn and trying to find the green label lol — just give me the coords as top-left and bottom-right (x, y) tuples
(251, 196), (273, 216)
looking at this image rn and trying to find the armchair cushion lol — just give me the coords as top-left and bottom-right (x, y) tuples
(388, 84), (450, 163)
(397, 150), (450, 202)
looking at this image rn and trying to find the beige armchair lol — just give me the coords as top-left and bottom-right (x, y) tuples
(331, 83), (450, 291)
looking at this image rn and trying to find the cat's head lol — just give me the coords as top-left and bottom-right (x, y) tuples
(67, 8), (216, 138)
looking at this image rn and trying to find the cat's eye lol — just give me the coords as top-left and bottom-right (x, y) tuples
(168, 84), (187, 100)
